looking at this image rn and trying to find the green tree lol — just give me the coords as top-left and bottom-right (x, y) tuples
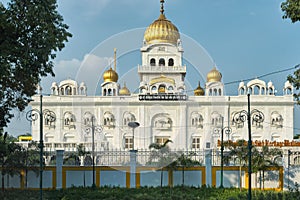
(149, 139), (175, 188)
(281, 1), (300, 103)
(224, 140), (249, 191)
(76, 144), (90, 187)
(281, 0), (300, 23)
(23, 141), (40, 188)
(176, 152), (201, 186)
(0, 0), (71, 129)
(252, 146), (282, 190)
(0, 132), (24, 191)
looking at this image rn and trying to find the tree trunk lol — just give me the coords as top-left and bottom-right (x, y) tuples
(25, 169), (28, 188)
(6, 174), (9, 189)
(262, 170), (265, 190)
(239, 164), (242, 192)
(83, 171), (86, 187)
(160, 168), (163, 188)
(1, 172), (4, 191)
(182, 166), (185, 187)
(259, 171), (262, 189)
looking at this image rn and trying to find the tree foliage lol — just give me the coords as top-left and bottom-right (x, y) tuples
(176, 152), (201, 186)
(281, 0), (300, 23)
(0, 133), (40, 190)
(0, 0), (71, 128)
(148, 139), (176, 187)
(252, 146), (282, 189)
(281, 1), (300, 103)
(224, 140), (249, 191)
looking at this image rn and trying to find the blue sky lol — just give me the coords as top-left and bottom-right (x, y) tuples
(4, 0), (300, 136)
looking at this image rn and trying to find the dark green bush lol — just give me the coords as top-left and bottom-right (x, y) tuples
(0, 186), (299, 200)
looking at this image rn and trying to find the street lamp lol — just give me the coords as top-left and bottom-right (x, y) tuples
(128, 122), (140, 151)
(84, 115), (103, 189)
(232, 94), (264, 200)
(214, 117), (232, 188)
(26, 95), (56, 200)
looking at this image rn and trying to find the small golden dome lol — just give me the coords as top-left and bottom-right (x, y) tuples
(103, 68), (118, 83)
(206, 67), (222, 82)
(119, 83), (131, 96)
(194, 81), (205, 96)
(144, 13), (180, 45)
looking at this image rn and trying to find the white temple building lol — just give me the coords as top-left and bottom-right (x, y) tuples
(30, 1), (295, 154)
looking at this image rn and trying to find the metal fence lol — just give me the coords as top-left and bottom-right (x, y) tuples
(44, 149), (207, 166)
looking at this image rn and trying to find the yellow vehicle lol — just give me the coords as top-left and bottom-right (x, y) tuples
(18, 135), (32, 142)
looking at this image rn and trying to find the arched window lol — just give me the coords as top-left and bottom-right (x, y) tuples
(158, 85), (166, 93)
(159, 58), (165, 66)
(168, 58), (174, 66)
(103, 89), (107, 96)
(214, 88), (218, 96)
(108, 89), (112, 96)
(65, 86), (72, 95)
(191, 112), (204, 128)
(103, 112), (115, 128)
(152, 86), (157, 92)
(240, 88), (245, 95)
(261, 87), (265, 95)
(218, 89), (222, 96)
(254, 86), (260, 95)
(268, 88), (273, 95)
(64, 112), (76, 129)
(150, 58), (156, 66)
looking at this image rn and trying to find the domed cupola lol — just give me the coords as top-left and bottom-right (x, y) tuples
(205, 66), (224, 96)
(144, 0), (180, 45)
(194, 81), (205, 96)
(206, 67), (222, 82)
(103, 68), (118, 83)
(119, 83), (131, 96)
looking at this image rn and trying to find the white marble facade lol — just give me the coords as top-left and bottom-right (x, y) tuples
(30, 5), (294, 153)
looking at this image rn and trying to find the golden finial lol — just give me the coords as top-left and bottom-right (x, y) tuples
(114, 48), (117, 71)
(160, 0), (165, 14)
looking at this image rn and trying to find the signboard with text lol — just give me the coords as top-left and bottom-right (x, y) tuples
(138, 94), (187, 101)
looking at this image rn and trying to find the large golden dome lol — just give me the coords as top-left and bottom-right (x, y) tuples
(103, 68), (118, 82)
(194, 81), (205, 96)
(144, 1), (180, 46)
(119, 83), (131, 96)
(206, 67), (222, 82)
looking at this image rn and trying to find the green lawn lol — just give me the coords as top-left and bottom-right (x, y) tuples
(0, 186), (298, 200)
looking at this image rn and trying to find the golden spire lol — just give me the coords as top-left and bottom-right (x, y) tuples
(102, 48), (119, 83)
(160, 0), (165, 14)
(114, 48), (117, 71)
(194, 81), (205, 96)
